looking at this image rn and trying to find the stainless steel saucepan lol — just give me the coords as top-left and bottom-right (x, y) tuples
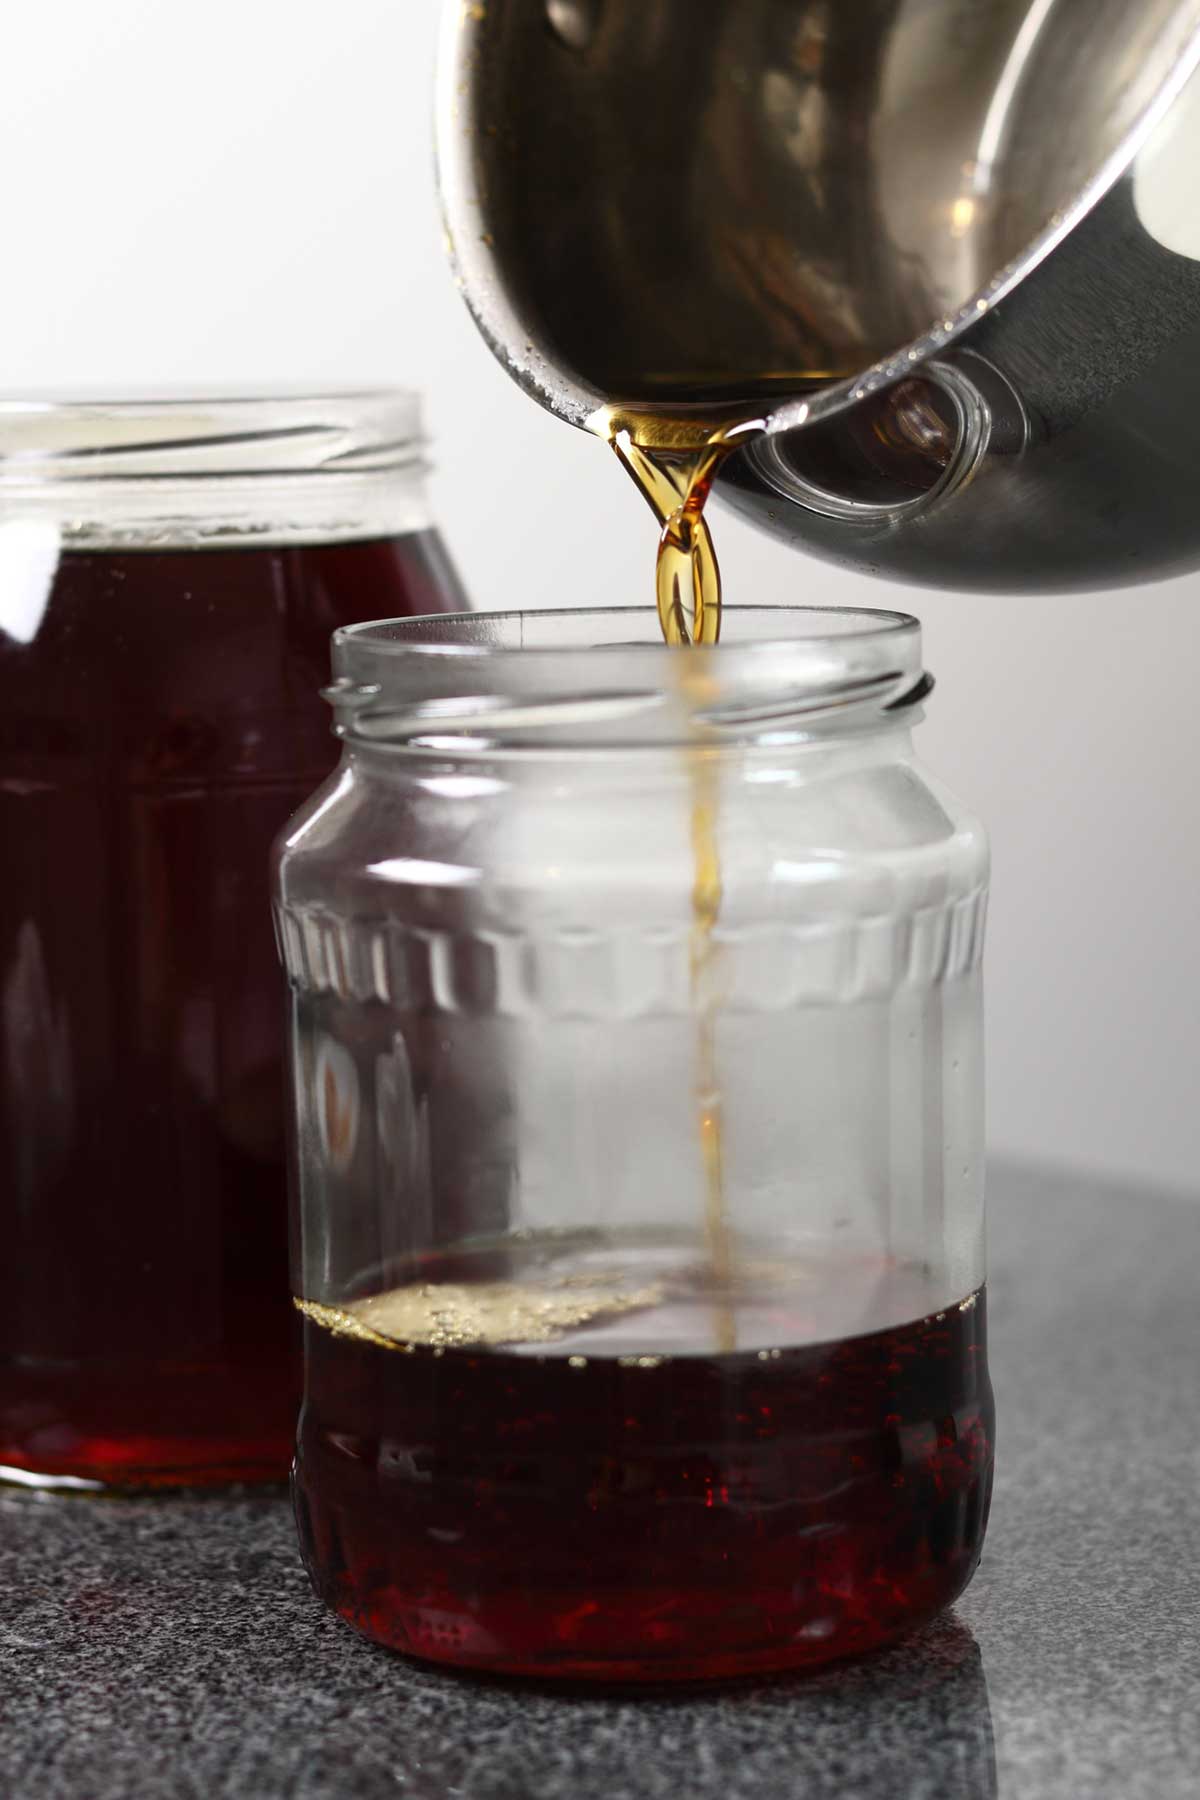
(438, 0), (1200, 592)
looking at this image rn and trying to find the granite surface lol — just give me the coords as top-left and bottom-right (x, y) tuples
(2, 1163), (1198, 1800)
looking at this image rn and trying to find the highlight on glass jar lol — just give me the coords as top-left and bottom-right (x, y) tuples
(275, 606), (994, 1681)
(0, 392), (467, 1492)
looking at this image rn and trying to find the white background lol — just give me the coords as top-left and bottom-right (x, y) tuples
(3, 0), (1196, 1193)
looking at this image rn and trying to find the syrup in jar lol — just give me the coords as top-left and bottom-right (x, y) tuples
(295, 1237), (993, 1681)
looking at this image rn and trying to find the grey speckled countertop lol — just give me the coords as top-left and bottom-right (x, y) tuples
(3, 1163), (1199, 1800)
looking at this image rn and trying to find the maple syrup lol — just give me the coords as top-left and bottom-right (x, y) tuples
(589, 401), (782, 1348)
(0, 530), (464, 1488)
(294, 1239), (993, 1681)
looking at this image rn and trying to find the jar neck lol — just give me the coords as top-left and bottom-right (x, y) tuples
(342, 718), (920, 780)
(0, 392), (431, 550)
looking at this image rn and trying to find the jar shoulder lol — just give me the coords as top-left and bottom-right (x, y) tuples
(277, 740), (989, 913)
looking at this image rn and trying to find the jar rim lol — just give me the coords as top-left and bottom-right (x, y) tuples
(0, 389), (423, 479)
(337, 603), (916, 655)
(330, 606), (928, 750)
(0, 390), (432, 550)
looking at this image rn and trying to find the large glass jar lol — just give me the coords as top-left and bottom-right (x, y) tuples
(0, 393), (466, 1490)
(276, 606), (994, 1681)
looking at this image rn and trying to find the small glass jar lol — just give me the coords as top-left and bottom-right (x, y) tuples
(0, 393), (466, 1490)
(276, 606), (994, 1681)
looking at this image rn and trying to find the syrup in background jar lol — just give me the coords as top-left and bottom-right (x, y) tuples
(0, 392), (466, 1490)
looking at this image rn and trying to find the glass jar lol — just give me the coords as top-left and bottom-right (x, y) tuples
(276, 606), (994, 1681)
(0, 393), (466, 1490)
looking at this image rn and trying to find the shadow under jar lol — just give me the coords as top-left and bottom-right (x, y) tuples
(276, 607), (995, 1682)
(0, 393), (466, 1491)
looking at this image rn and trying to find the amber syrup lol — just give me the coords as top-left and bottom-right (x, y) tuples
(0, 531), (464, 1488)
(294, 1275), (994, 1681)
